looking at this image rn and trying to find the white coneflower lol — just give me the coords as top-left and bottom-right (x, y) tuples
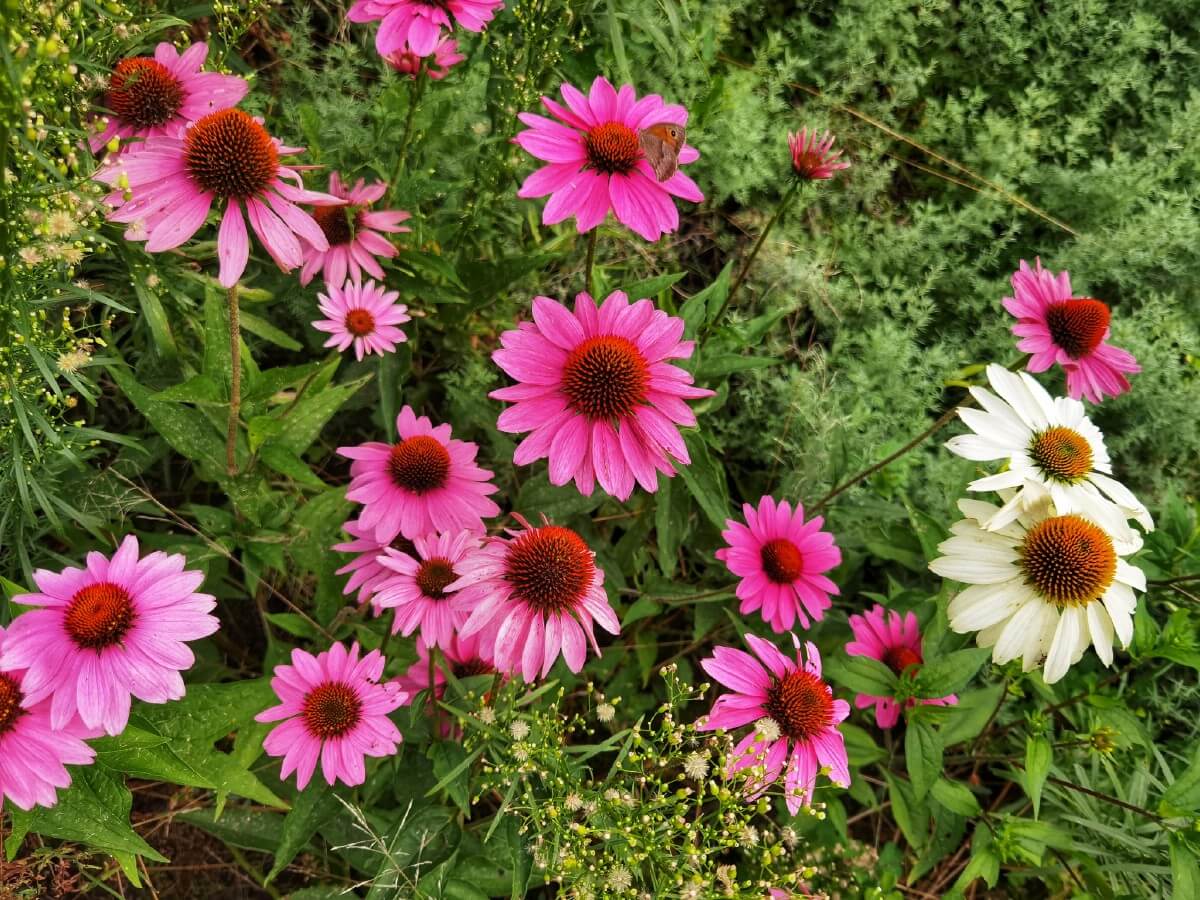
(930, 495), (1146, 683)
(683, 751), (709, 781)
(606, 864), (633, 892)
(510, 720), (530, 741)
(596, 701), (616, 723)
(945, 364), (1152, 536)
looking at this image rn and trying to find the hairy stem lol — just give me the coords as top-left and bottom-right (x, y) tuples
(584, 228), (597, 297)
(225, 284), (241, 476)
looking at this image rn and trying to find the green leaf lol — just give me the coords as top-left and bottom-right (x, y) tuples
(179, 807), (287, 853)
(110, 366), (226, 477)
(913, 647), (991, 698)
(931, 778), (981, 816)
(694, 352), (778, 381)
(1171, 835), (1200, 899)
(622, 594), (662, 627)
(240, 309), (303, 351)
(952, 825), (999, 891)
(153, 374), (224, 405)
(91, 725), (210, 784)
(824, 654), (900, 697)
(905, 720), (943, 801)
(260, 443), (328, 488)
(499, 815), (532, 900)
(623, 272), (684, 299)
(268, 783), (340, 883)
(1161, 745), (1200, 815)
(841, 722), (887, 766)
(939, 683), (1005, 747)
(676, 432), (729, 529)
(430, 743), (475, 815)
(1024, 735), (1052, 818)
(515, 473), (604, 522)
(884, 770), (928, 850)
(680, 262), (732, 336)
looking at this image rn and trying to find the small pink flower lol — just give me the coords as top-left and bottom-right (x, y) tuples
(338, 406), (500, 543)
(452, 516), (620, 681)
(846, 605), (957, 729)
(787, 128), (850, 181)
(348, 0), (503, 58)
(0, 536), (220, 735)
(333, 519), (417, 612)
(93, 108), (341, 288)
(699, 635), (850, 814)
(384, 36), (466, 79)
(515, 76), (704, 242)
(312, 279), (410, 361)
(1003, 258), (1140, 403)
(299, 172), (411, 287)
(89, 42), (249, 153)
(491, 291), (714, 500)
(256, 642), (405, 790)
(716, 496), (842, 633)
(374, 530), (484, 649)
(0, 625), (97, 811)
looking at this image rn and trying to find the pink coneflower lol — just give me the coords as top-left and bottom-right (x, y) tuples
(373, 530), (484, 649)
(384, 36), (465, 80)
(453, 516), (620, 681)
(312, 279), (410, 361)
(787, 128), (850, 181)
(0, 536), (220, 735)
(338, 406), (500, 542)
(515, 76), (704, 242)
(715, 496), (842, 633)
(348, 0), (504, 58)
(845, 605), (957, 729)
(89, 42), (249, 153)
(256, 642), (405, 790)
(396, 632), (497, 700)
(94, 108), (341, 288)
(491, 291), (713, 500)
(333, 519), (417, 612)
(700, 635), (850, 813)
(1003, 258), (1140, 403)
(0, 625), (97, 811)
(299, 172), (411, 287)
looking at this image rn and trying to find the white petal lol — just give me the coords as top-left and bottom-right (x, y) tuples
(1087, 602), (1114, 666)
(929, 553), (1020, 585)
(992, 600), (1051, 665)
(1043, 606), (1082, 684)
(945, 433), (1009, 461)
(948, 581), (1033, 632)
(1102, 587), (1135, 646)
(1116, 559), (1147, 591)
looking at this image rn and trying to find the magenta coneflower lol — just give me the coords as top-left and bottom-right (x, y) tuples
(89, 42), (249, 153)
(716, 496), (842, 633)
(0, 536), (220, 735)
(312, 279), (410, 361)
(453, 516), (620, 681)
(846, 605), (957, 729)
(699, 635), (850, 814)
(1003, 258), (1140, 404)
(256, 642), (405, 790)
(787, 128), (850, 181)
(515, 76), (704, 242)
(385, 36), (466, 80)
(0, 625), (97, 811)
(396, 632), (497, 701)
(348, 0), (504, 58)
(94, 108), (341, 287)
(299, 172), (411, 287)
(333, 519), (417, 612)
(491, 291), (713, 500)
(373, 530), (484, 649)
(338, 406), (500, 542)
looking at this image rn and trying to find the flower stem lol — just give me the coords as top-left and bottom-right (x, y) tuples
(391, 69), (427, 197)
(225, 283), (241, 476)
(584, 228), (597, 297)
(430, 645), (442, 739)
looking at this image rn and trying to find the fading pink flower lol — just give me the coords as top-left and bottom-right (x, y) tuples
(338, 406), (500, 543)
(89, 42), (249, 153)
(373, 530), (484, 649)
(716, 496), (842, 633)
(333, 519), (416, 612)
(384, 36), (465, 79)
(93, 108), (341, 288)
(846, 605), (957, 729)
(0, 625), (97, 811)
(1004, 258), (1140, 403)
(787, 128), (850, 181)
(0, 536), (220, 735)
(256, 642), (405, 790)
(491, 291), (713, 501)
(299, 172), (411, 287)
(699, 635), (850, 814)
(515, 76), (704, 242)
(396, 632), (497, 701)
(312, 279), (410, 361)
(453, 516), (620, 681)
(348, 0), (503, 58)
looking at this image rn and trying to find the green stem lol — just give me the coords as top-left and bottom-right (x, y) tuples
(225, 284), (241, 476)
(378, 609), (397, 661)
(430, 645), (442, 740)
(390, 69), (427, 196)
(584, 228), (597, 297)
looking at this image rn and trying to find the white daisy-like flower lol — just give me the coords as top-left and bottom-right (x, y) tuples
(945, 363), (1152, 537)
(929, 495), (1147, 684)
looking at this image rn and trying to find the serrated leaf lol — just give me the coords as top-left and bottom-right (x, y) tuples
(905, 720), (942, 801)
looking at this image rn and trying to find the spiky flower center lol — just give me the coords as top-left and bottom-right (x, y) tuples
(1030, 426), (1093, 483)
(416, 557), (457, 600)
(344, 308), (376, 337)
(585, 122), (641, 175)
(1045, 298), (1110, 359)
(185, 109), (279, 199)
(791, 150), (827, 179)
(0, 673), (26, 737)
(387, 435), (451, 494)
(313, 205), (357, 246)
(65, 582), (136, 650)
(108, 58), (185, 128)
(301, 681), (362, 738)
(1021, 515), (1116, 607)
(505, 525), (594, 614)
(760, 538), (804, 584)
(763, 669), (833, 742)
(561, 335), (649, 420)
(452, 658), (495, 678)
(882, 645), (922, 675)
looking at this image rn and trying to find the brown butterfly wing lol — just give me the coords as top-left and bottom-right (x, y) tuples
(638, 124), (685, 182)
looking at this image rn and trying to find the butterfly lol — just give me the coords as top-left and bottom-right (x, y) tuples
(638, 123), (686, 182)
